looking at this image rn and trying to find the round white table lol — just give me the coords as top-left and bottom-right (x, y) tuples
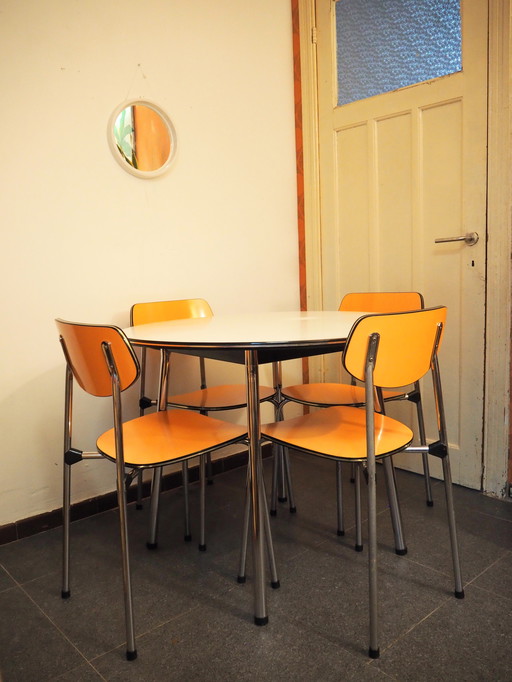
(124, 310), (365, 624)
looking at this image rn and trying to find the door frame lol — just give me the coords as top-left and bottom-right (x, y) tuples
(295, 0), (511, 497)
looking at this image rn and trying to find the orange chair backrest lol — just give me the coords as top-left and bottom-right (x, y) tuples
(343, 307), (447, 388)
(130, 298), (214, 326)
(339, 291), (424, 313)
(56, 320), (139, 397)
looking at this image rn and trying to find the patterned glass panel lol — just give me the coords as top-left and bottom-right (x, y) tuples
(336, 0), (461, 106)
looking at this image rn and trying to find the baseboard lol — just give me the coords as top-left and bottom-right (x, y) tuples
(0, 446), (271, 547)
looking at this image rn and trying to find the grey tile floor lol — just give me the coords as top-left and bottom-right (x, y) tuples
(1, 452), (511, 681)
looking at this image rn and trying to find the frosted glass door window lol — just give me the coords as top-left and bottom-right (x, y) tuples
(336, 0), (461, 106)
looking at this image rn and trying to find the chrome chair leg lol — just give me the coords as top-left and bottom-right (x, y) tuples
(116, 460), (137, 659)
(442, 457), (465, 598)
(282, 448), (296, 513)
(383, 457), (407, 555)
(237, 468), (251, 583)
(271, 445), (296, 514)
(270, 445), (280, 516)
(261, 476), (280, 589)
(62, 461), (71, 599)
(414, 386), (434, 506)
(277, 449), (287, 503)
(182, 461), (191, 541)
(206, 451), (213, 484)
(336, 461), (345, 536)
(147, 467), (162, 549)
(367, 452), (379, 658)
(354, 464), (363, 552)
(238, 466), (279, 587)
(136, 472), (144, 509)
(199, 455), (206, 551)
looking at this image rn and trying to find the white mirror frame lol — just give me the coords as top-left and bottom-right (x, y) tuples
(107, 99), (177, 179)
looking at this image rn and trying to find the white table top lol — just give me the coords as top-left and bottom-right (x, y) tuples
(123, 310), (366, 350)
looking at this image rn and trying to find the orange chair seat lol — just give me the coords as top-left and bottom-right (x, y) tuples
(169, 384), (275, 411)
(280, 383), (404, 407)
(262, 405), (413, 462)
(97, 409), (246, 468)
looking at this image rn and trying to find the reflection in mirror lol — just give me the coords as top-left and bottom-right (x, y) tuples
(109, 101), (177, 178)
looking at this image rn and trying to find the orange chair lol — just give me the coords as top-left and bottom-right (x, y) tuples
(130, 298), (275, 547)
(262, 307), (464, 658)
(273, 292), (433, 541)
(56, 319), (246, 660)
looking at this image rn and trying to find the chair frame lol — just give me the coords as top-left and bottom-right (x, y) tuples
(272, 292), (434, 538)
(262, 307), (464, 658)
(130, 299), (275, 547)
(57, 320), (246, 660)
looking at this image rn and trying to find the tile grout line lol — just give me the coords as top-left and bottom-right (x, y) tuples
(379, 596), (452, 657)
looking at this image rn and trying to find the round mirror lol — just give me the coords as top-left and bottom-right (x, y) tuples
(108, 100), (177, 178)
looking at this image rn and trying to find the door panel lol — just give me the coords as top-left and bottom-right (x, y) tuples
(315, 0), (488, 488)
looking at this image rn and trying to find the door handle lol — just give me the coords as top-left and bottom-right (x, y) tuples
(434, 232), (479, 246)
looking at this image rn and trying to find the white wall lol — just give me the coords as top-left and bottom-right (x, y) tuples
(0, 0), (300, 526)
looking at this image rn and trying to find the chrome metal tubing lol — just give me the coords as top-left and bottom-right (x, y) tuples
(147, 349), (172, 547)
(282, 448), (296, 512)
(238, 462), (279, 586)
(199, 454), (206, 550)
(245, 349), (267, 624)
(354, 464), (363, 551)
(198, 357), (214, 484)
(366, 334), (380, 658)
(414, 381), (434, 506)
(270, 446), (280, 515)
(270, 361), (296, 515)
(277, 448), (287, 502)
(432, 345), (464, 597)
(103, 342), (137, 659)
(383, 457), (407, 554)
(336, 461), (344, 536)
(405, 445), (430, 454)
(147, 467), (162, 549)
(61, 364), (73, 598)
(136, 347), (148, 507)
(442, 457), (464, 596)
(270, 362), (285, 511)
(182, 462), (191, 541)
(237, 467), (251, 582)
(260, 473), (279, 587)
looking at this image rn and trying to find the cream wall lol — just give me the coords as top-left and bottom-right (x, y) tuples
(0, 0), (300, 526)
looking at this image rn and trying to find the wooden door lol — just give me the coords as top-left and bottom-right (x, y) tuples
(314, 0), (488, 488)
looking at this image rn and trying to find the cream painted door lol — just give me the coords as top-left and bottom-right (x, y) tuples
(314, 0), (488, 488)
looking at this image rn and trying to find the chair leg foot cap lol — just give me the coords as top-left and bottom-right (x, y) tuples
(207, 479), (214, 486)
(289, 507), (297, 514)
(427, 500), (434, 507)
(198, 544), (207, 552)
(355, 544), (363, 552)
(184, 534), (192, 542)
(271, 580), (280, 589)
(337, 529), (345, 537)
(270, 510), (277, 517)
(254, 616), (268, 626)
(136, 503), (143, 510)
(455, 589), (465, 599)
(126, 650), (138, 661)
(278, 496), (287, 503)
(368, 648), (380, 659)
(146, 542), (158, 550)
(237, 575), (246, 584)
(61, 590), (70, 599)
(395, 547), (408, 556)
